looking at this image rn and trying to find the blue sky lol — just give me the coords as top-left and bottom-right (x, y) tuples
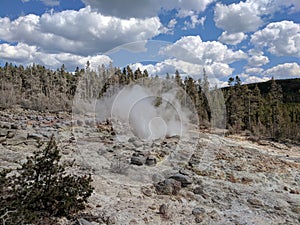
(0, 0), (299, 86)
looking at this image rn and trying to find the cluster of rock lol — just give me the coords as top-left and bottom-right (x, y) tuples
(0, 108), (299, 224)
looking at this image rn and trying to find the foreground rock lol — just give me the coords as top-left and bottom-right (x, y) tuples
(155, 178), (181, 195)
(168, 173), (192, 187)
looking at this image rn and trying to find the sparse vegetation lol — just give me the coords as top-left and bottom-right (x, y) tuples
(0, 136), (94, 225)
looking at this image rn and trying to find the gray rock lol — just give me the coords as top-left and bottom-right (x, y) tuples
(27, 133), (43, 140)
(13, 133), (27, 141)
(77, 218), (94, 225)
(41, 132), (52, 138)
(159, 204), (168, 215)
(0, 137), (6, 144)
(189, 154), (201, 167)
(145, 155), (157, 166)
(155, 178), (181, 195)
(258, 140), (269, 146)
(132, 141), (143, 148)
(128, 137), (137, 142)
(6, 131), (15, 139)
(54, 123), (64, 129)
(169, 173), (192, 187)
(107, 216), (116, 225)
(45, 116), (55, 121)
(179, 168), (193, 176)
(247, 197), (264, 208)
(0, 129), (7, 137)
(141, 187), (152, 197)
(192, 207), (205, 216)
(0, 122), (10, 129)
(77, 120), (84, 126)
(10, 124), (19, 129)
(193, 186), (204, 195)
(36, 116), (43, 121)
(130, 156), (145, 166)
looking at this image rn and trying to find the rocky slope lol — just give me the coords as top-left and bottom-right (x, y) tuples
(0, 108), (299, 225)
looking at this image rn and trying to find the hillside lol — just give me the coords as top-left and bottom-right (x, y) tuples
(222, 77), (300, 142)
(247, 78), (300, 103)
(222, 78), (300, 103)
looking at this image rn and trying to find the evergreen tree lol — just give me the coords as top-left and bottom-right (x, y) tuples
(250, 84), (264, 135)
(175, 70), (182, 87)
(267, 77), (283, 140)
(0, 136), (93, 224)
(127, 65), (134, 81)
(143, 69), (149, 78)
(134, 68), (143, 80)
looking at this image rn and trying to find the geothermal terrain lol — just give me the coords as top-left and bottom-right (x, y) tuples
(0, 107), (299, 225)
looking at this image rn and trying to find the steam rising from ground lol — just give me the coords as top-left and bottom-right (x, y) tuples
(110, 84), (188, 140)
(72, 74), (199, 142)
(72, 74), (228, 143)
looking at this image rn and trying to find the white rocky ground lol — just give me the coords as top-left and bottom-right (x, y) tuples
(0, 108), (299, 225)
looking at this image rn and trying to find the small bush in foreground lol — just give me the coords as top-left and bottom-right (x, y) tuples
(0, 136), (94, 224)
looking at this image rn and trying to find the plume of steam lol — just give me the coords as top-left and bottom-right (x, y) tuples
(92, 81), (193, 141)
(111, 85), (187, 140)
(72, 74), (196, 141)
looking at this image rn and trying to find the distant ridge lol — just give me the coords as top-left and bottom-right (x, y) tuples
(223, 78), (300, 103)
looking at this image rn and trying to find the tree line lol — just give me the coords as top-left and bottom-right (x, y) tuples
(0, 62), (299, 142)
(223, 76), (300, 142)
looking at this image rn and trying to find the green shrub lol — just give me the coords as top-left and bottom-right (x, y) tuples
(0, 136), (94, 224)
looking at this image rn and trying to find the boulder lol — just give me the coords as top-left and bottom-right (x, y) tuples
(155, 178), (181, 195)
(27, 133), (43, 140)
(6, 131), (15, 139)
(247, 197), (264, 208)
(169, 173), (192, 187)
(130, 156), (145, 166)
(192, 207), (205, 216)
(145, 155), (157, 166)
(0, 129), (7, 137)
(0, 137), (6, 144)
(193, 186), (204, 195)
(10, 124), (19, 129)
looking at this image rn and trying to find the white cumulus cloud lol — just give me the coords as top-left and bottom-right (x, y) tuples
(264, 62), (300, 78)
(251, 20), (300, 57)
(130, 58), (234, 80)
(244, 75), (270, 84)
(245, 67), (264, 74)
(82, 0), (215, 19)
(214, 1), (263, 34)
(0, 42), (37, 62)
(247, 50), (269, 67)
(183, 15), (206, 30)
(248, 55), (269, 67)
(0, 6), (162, 56)
(214, 0), (300, 35)
(218, 31), (247, 45)
(160, 35), (247, 65)
(0, 42), (112, 70)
